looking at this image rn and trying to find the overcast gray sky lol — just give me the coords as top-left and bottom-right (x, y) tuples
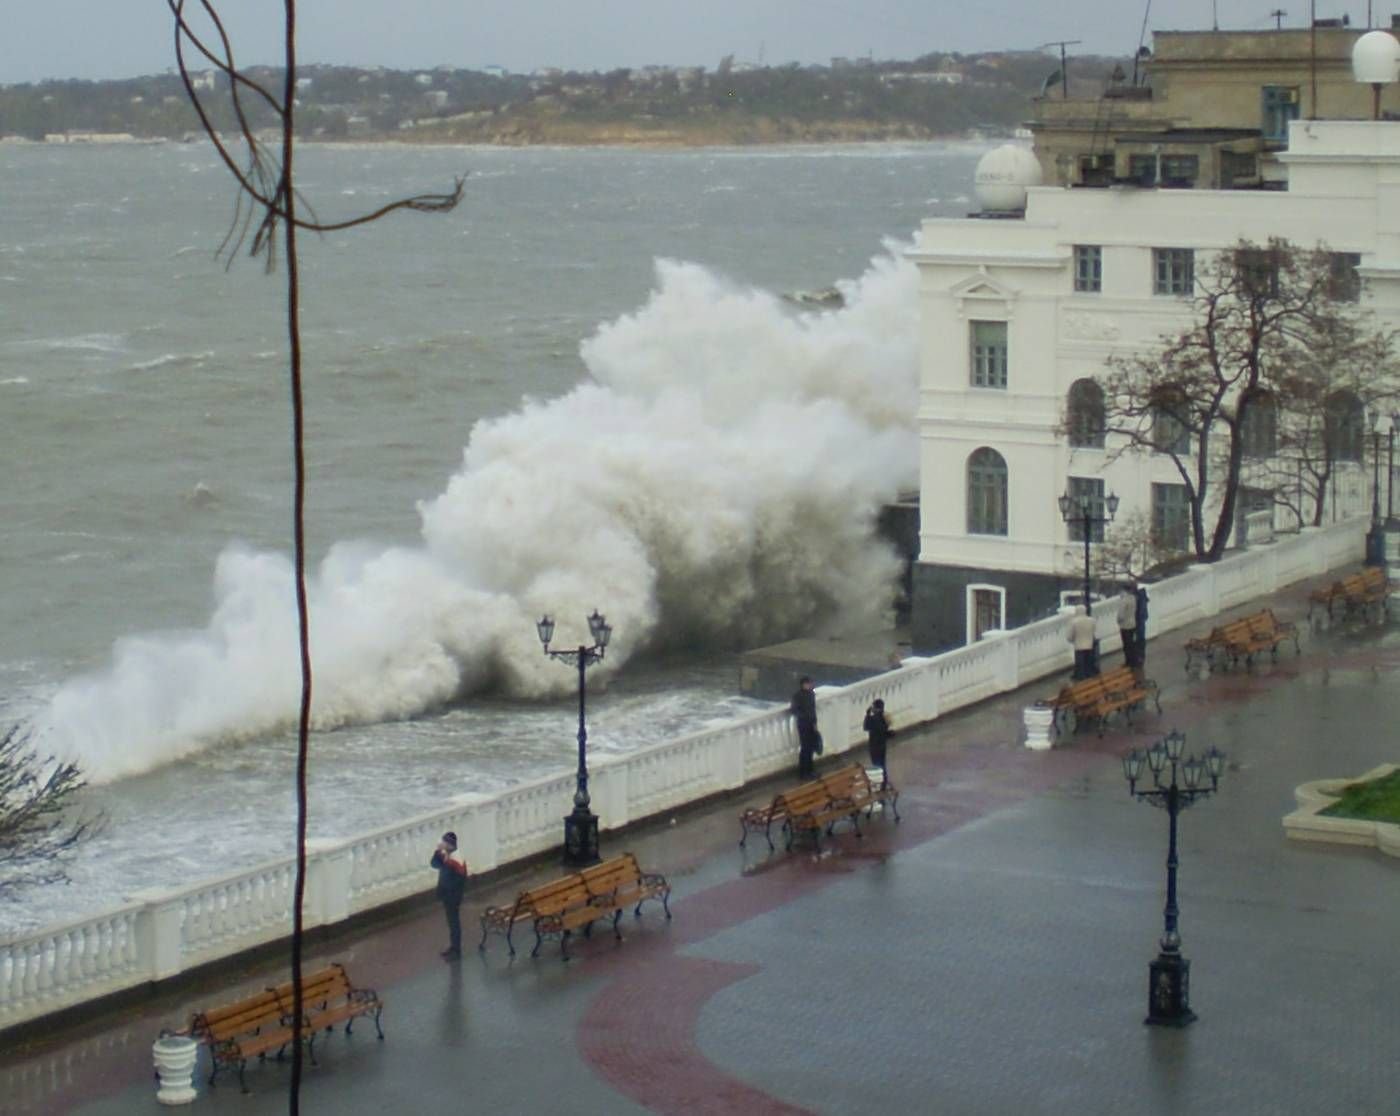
(1, 2), (1376, 84)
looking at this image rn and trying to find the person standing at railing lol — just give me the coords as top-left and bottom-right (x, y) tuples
(1135, 583), (1151, 674)
(430, 831), (469, 960)
(862, 698), (893, 787)
(1118, 587), (1139, 670)
(790, 676), (821, 778)
(1068, 605), (1098, 680)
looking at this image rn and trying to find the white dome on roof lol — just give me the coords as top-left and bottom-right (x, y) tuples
(1353, 30), (1400, 84)
(974, 144), (1043, 213)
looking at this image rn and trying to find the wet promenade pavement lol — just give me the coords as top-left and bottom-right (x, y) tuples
(5, 575), (1400, 1115)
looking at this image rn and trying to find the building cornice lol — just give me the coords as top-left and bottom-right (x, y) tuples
(908, 248), (1066, 269)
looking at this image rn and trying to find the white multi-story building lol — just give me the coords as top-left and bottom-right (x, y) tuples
(907, 117), (1400, 652)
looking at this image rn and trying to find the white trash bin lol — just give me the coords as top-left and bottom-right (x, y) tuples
(152, 1034), (199, 1106)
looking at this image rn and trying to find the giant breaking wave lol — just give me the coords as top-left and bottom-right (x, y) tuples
(40, 247), (921, 782)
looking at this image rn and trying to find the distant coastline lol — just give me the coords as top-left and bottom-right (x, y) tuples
(5, 120), (996, 150)
(0, 54), (1116, 149)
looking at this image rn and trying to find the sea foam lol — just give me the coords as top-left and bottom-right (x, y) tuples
(38, 244), (921, 782)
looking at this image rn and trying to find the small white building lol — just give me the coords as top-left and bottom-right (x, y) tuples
(906, 118), (1400, 651)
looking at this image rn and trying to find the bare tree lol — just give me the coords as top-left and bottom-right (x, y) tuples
(0, 725), (98, 898)
(1071, 509), (1188, 586)
(168, 4), (462, 1110)
(1094, 239), (1400, 561)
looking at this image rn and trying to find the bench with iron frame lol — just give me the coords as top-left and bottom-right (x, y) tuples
(530, 853), (672, 960)
(266, 962), (383, 1063)
(188, 987), (297, 1093)
(1047, 665), (1160, 737)
(739, 773), (828, 851)
(1309, 567), (1390, 623)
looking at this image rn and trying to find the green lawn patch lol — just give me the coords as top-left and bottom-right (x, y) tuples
(1320, 769), (1400, 824)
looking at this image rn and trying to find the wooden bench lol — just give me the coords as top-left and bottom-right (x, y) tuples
(1185, 612), (1286, 671)
(267, 963), (383, 1061)
(532, 853), (672, 959)
(1309, 567), (1390, 623)
(739, 774), (828, 850)
(1046, 665), (1160, 737)
(188, 987), (296, 1092)
(1219, 608), (1300, 667)
(479, 885), (547, 955)
(768, 778), (851, 851)
(785, 763), (900, 850)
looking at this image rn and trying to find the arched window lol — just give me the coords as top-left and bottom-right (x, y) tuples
(967, 447), (1008, 536)
(1325, 390), (1364, 463)
(1150, 386), (1191, 455)
(1240, 389), (1277, 459)
(1067, 379), (1106, 448)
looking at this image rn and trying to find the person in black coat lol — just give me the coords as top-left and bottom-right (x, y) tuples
(430, 831), (469, 959)
(1134, 584), (1151, 673)
(790, 676), (820, 778)
(863, 698), (893, 785)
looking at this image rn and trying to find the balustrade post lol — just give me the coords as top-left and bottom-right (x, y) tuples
(130, 889), (187, 982)
(982, 628), (1017, 692)
(585, 756), (629, 832)
(813, 684), (854, 756)
(450, 793), (500, 876)
(303, 839), (353, 927)
(718, 727), (747, 790)
(1190, 564), (1220, 621)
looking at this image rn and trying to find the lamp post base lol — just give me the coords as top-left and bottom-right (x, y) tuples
(563, 809), (600, 868)
(1145, 951), (1196, 1027)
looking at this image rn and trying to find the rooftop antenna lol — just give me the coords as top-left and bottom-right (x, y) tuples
(1269, 8), (1287, 30)
(1133, 0), (1153, 85)
(1040, 39), (1082, 98)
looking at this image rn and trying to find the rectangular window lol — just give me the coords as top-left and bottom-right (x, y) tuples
(1261, 85), (1301, 144)
(1074, 245), (1102, 293)
(1065, 477), (1106, 543)
(1159, 154), (1199, 188)
(1328, 252), (1362, 303)
(1078, 153), (1114, 186)
(1127, 154), (1156, 186)
(1221, 150), (1258, 185)
(1151, 400), (1191, 455)
(1237, 246), (1280, 299)
(1153, 248), (1194, 296)
(970, 320), (1008, 389)
(1152, 483), (1191, 553)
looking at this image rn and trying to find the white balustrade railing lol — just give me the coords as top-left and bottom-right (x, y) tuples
(0, 517), (1367, 1033)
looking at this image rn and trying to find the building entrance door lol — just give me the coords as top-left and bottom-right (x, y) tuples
(972, 587), (1004, 641)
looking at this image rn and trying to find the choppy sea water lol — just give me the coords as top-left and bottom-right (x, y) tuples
(0, 139), (986, 931)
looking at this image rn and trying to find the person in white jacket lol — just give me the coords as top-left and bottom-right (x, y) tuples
(1118, 589), (1139, 670)
(1068, 605), (1098, 679)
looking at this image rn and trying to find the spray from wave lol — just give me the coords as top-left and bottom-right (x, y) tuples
(38, 244), (921, 783)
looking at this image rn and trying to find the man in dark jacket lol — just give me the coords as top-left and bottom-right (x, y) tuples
(430, 831), (469, 959)
(790, 676), (820, 778)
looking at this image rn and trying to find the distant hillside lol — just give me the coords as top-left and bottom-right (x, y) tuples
(0, 53), (1124, 146)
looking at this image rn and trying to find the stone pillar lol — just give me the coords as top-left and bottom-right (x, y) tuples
(450, 793), (499, 875)
(130, 890), (186, 983)
(303, 838), (353, 927)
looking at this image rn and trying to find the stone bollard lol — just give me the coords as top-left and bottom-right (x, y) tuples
(152, 1033), (199, 1105)
(1023, 703), (1056, 751)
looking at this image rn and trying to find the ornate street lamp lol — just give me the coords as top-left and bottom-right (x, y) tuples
(1059, 488), (1120, 615)
(1122, 730), (1225, 1027)
(537, 609), (612, 867)
(1366, 418), (1386, 567)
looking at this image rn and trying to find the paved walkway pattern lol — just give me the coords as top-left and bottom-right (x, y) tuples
(4, 578), (1400, 1115)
